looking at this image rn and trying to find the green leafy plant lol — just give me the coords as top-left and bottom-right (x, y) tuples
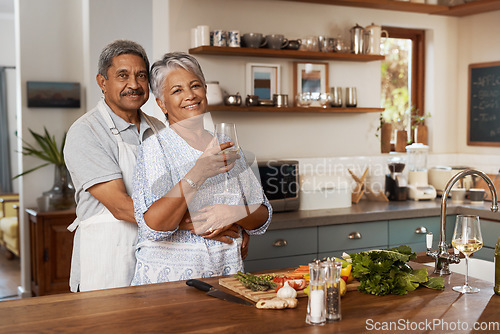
(347, 245), (444, 296)
(14, 127), (67, 178)
(411, 109), (432, 129)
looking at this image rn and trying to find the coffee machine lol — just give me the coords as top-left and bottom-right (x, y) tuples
(406, 143), (437, 201)
(385, 156), (408, 201)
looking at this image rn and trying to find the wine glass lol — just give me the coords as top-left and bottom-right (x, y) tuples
(451, 215), (483, 293)
(214, 122), (240, 196)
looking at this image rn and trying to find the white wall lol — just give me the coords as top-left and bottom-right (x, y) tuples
(153, 0), (461, 160)
(84, 0), (157, 117)
(0, 11), (18, 193)
(457, 11), (500, 156)
(16, 0), (85, 296)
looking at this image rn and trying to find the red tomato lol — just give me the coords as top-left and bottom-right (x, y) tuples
(287, 280), (298, 289)
(341, 276), (348, 283)
(292, 279), (307, 290)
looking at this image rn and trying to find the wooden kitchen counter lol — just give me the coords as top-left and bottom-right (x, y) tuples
(0, 264), (498, 333)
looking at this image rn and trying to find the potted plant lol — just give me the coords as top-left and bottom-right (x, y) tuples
(411, 109), (431, 145)
(376, 113), (392, 153)
(14, 127), (74, 210)
(393, 108), (410, 153)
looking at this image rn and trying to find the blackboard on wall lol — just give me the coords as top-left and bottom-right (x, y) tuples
(468, 61), (500, 146)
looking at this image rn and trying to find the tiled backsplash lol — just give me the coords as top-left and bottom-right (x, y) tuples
(291, 153), (500, 194)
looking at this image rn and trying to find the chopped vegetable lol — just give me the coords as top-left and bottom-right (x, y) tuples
(272, 276), (307, 291)
(350, 245), (445, 296)
(235, 271), (277, 291)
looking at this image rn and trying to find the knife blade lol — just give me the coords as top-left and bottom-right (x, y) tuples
(186, 279), (254, 306)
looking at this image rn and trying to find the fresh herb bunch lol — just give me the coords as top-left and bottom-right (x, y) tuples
(235, 271), (277, 291)
(348, 245), (444, 296)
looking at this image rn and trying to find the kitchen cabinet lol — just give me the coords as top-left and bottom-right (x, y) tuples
(244, 227), (317, 272)
(244, 221), (389, 272)
(388, 216), (455, 253)
(318, 221), (388, 258)
(474, 218), (500, 261)
(278, 0), (500, 17)
(27, 208), (75, 296)
(244, 215), (462, 272)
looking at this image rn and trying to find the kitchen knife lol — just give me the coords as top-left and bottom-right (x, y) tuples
(186, 279), (254, 306)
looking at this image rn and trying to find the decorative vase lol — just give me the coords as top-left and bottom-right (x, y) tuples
(380, 123), (392, 153)
(414, 124), (428, 145)
(43, 164), (76, 211)
(395, 130), (408, 152)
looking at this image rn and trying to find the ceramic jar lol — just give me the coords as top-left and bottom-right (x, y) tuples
(206, 81), (223, 105)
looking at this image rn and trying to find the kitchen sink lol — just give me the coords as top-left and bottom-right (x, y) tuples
(423, 258), (494, 283)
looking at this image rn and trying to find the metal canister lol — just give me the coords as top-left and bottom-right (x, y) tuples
(350, 23), (364, 54)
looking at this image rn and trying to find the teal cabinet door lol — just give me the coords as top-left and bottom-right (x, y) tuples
(388, 216), (455, 251)
(318, 221), (388, 254)
(474, 219), (500, 261)
(244, 254), (317, 273)
(245, 227), (317, 261)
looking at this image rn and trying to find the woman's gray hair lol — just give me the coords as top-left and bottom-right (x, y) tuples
(150, 52), (206, 100)
(98, 40), (150, 79)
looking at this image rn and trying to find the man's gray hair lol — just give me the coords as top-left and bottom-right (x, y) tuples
(150, 52), (206, 100)
(98, 40), (150, 79)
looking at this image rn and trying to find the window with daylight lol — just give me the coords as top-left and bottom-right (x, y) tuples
(380, 27), (425, 146)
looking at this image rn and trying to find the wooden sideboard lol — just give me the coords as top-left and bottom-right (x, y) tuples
(26, 208), (75, 296)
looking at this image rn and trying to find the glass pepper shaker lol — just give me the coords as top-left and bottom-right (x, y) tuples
(323, 259), (342, 321)
(306, 260), (326, 325)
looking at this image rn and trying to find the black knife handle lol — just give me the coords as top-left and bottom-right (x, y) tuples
(186, 279), (213, 292)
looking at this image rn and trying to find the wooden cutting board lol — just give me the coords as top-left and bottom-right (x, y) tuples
(219, 273), (360, 303)
(219, 273), (307, 302)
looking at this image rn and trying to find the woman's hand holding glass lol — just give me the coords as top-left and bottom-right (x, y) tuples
(191, 138), (240, 183)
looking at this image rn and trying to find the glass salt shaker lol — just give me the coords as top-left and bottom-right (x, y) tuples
(323, 260), (342, 322)
(306, 261), (326, 325)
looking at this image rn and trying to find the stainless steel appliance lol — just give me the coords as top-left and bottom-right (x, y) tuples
(257, 160), (300, 212)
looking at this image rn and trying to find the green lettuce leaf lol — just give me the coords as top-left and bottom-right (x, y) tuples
(350, 245), (444, 296)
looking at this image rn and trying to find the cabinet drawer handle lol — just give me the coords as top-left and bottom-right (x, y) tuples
(348, 232), (362, 239)
(273, 239), (288, 247)
(415, 226), (428, 234)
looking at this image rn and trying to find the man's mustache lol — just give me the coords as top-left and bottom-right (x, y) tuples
(121, 89), (145, 96)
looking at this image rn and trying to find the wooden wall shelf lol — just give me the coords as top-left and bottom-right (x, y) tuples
(189, 46), (385, 62)
(278, 0), (500, 17)
(208, 105), (383, 113)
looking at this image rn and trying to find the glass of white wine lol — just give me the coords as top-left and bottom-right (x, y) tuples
(451, 215), (483, 293)
(214, 122), (240, 196)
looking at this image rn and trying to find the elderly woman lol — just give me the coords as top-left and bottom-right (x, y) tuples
(131, 52), (272, 284)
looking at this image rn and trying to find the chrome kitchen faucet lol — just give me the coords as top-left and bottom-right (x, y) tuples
(426, 169), (498, 275)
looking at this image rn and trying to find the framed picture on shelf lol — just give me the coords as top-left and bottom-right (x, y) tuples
(293, 62), (329, 106)
(246, 63), (280, 101)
